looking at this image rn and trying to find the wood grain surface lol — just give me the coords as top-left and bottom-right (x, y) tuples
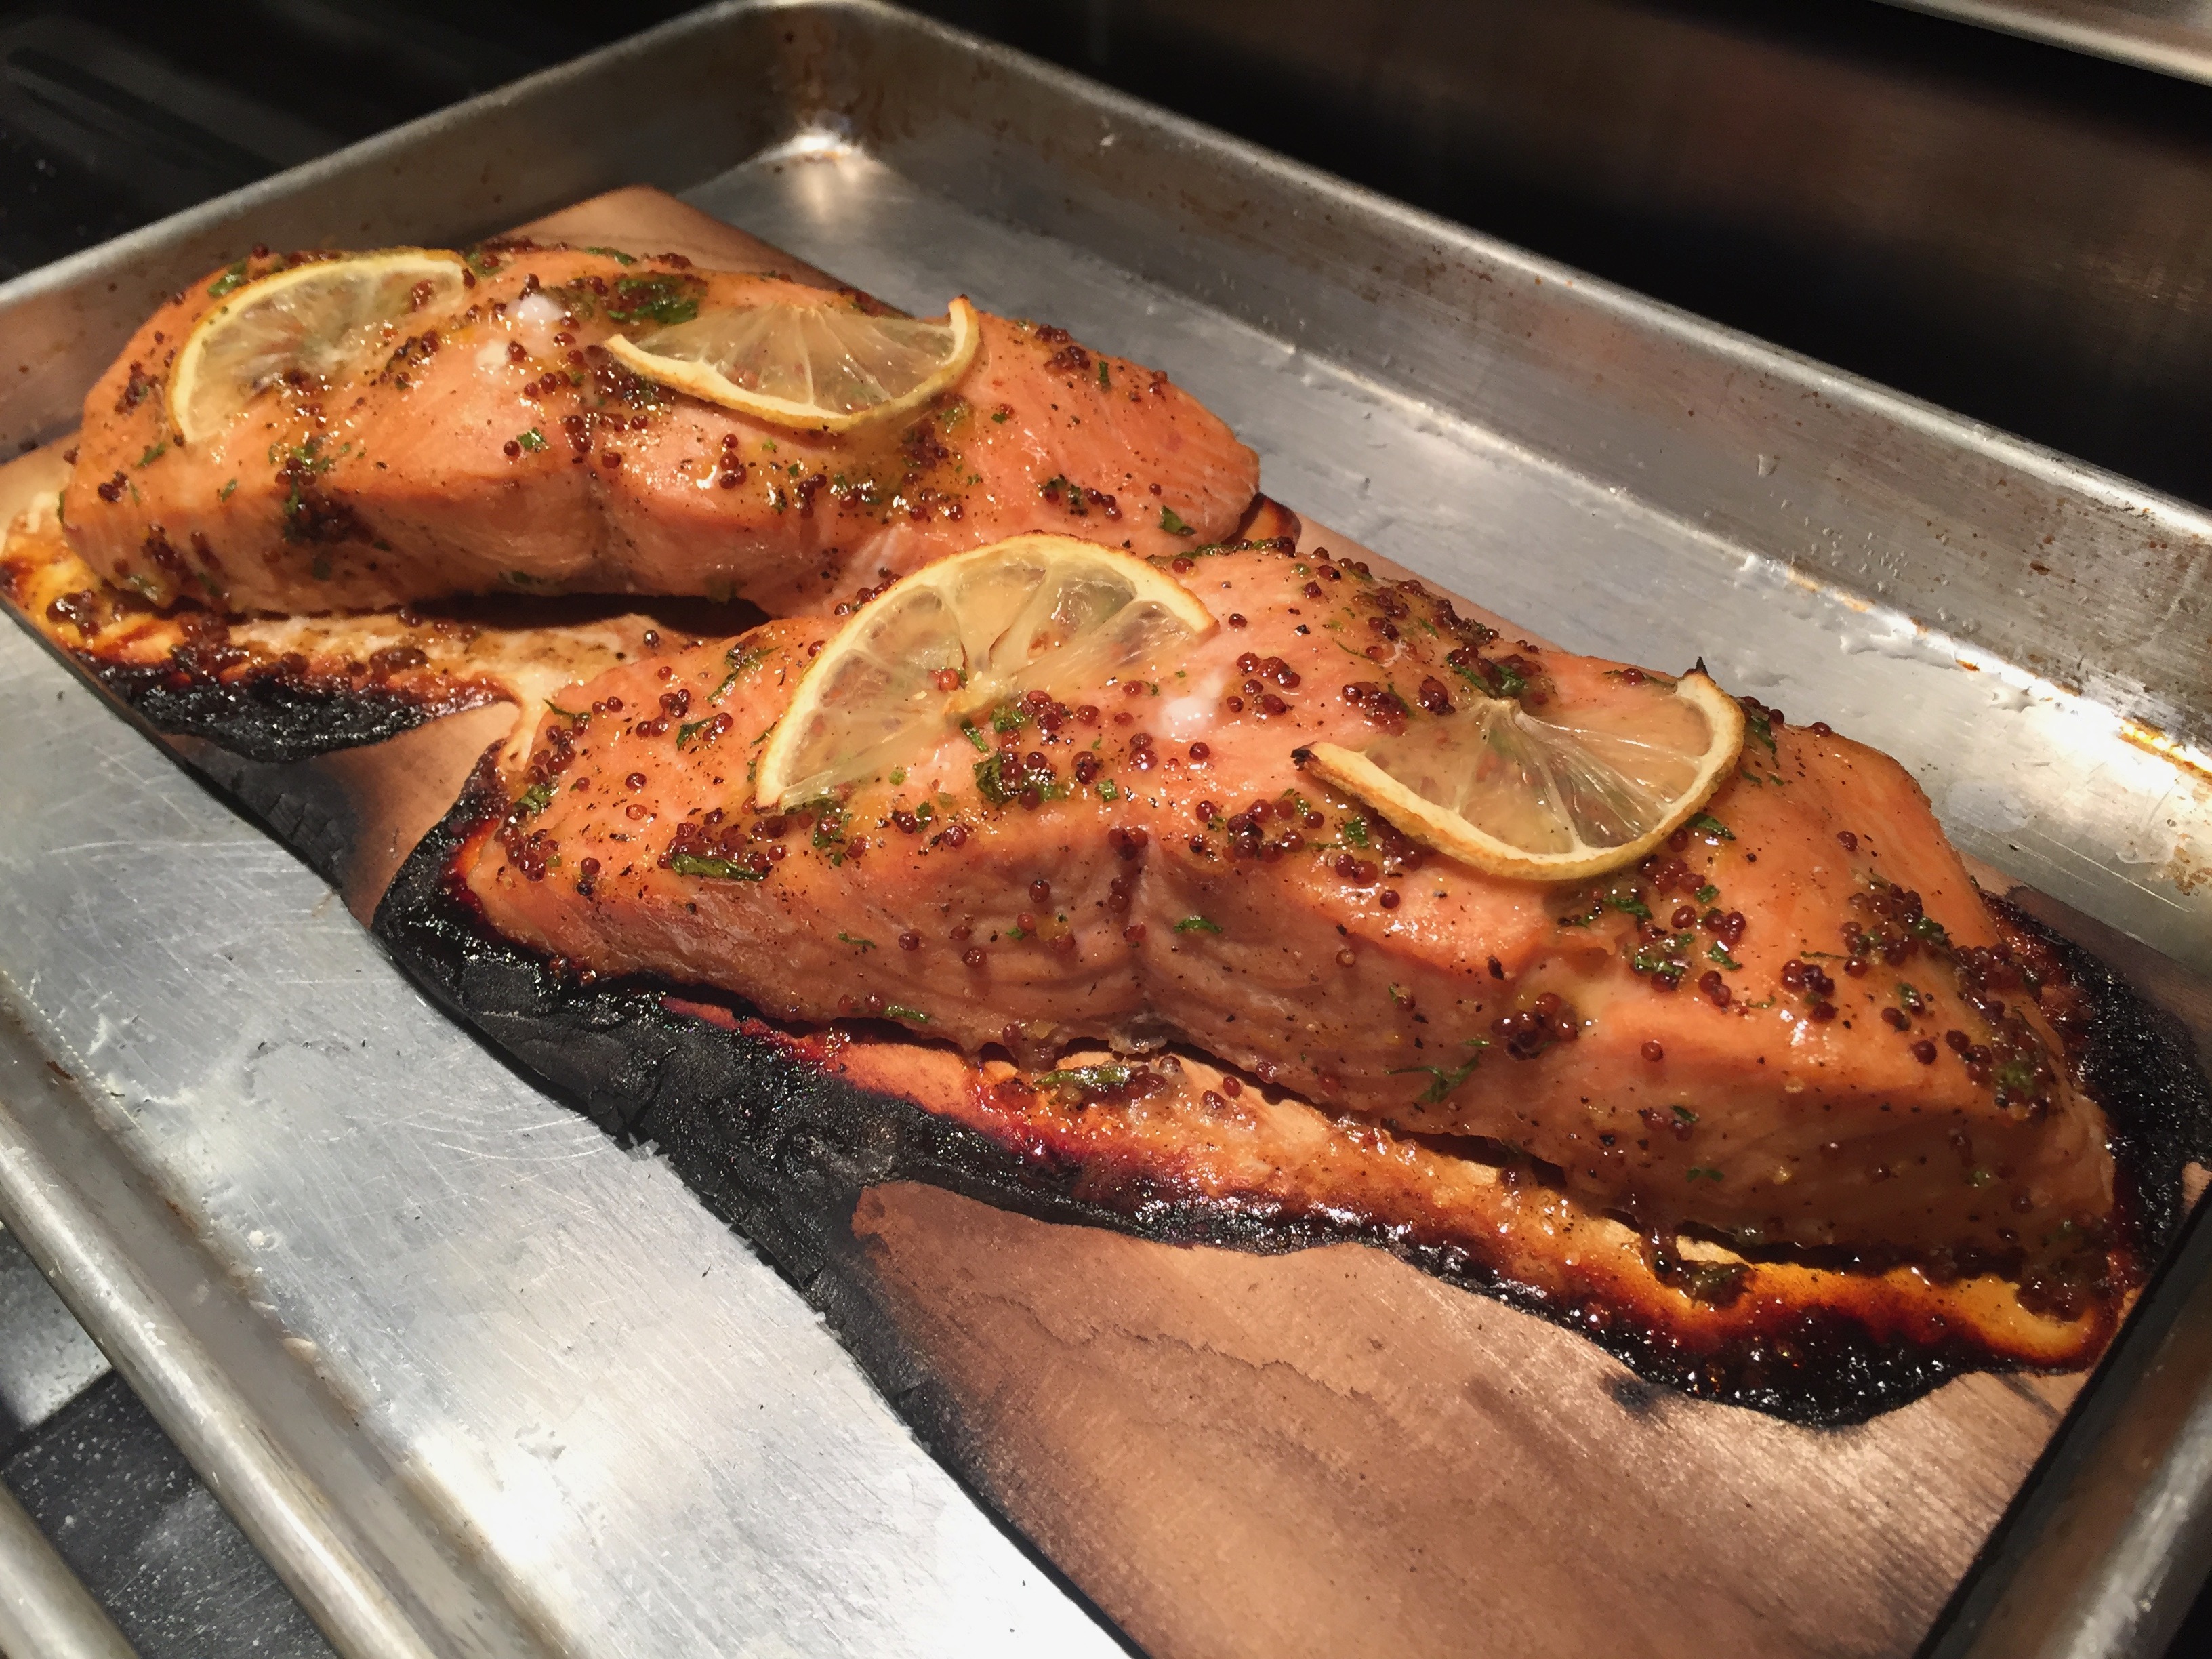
(853, 1181), (2073, 1659)
(13, 185), (2203, 1659)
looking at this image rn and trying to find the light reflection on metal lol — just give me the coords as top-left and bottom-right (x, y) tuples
(1884, 1), (2212, 87)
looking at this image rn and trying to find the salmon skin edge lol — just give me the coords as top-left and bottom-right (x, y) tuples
(369, 749), (2211, 1427)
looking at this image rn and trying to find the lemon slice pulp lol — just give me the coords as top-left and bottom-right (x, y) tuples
(604, 295), (980, 432)
(1303, 669), (1745, 881)
(756, 533), (1215, 808)
(168, 250), (469, 443)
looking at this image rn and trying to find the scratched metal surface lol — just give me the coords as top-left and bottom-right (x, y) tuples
(0, 2), (2209, 1655)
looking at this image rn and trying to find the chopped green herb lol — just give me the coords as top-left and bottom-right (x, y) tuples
(707, 642), (764, 703)
(1632, 936), (1693, 975)
(676, 717), (722, 750)
(1689, 813), (1735, 840)
(1159, 506), (1193, 536)
(1174, 915), (1224, 935)
(1097, 359), (1111, 390)
(1706, 943), (1742, 970)
(136, 442), (166, 468)
(1095, 779), (1120, 802)
(582, 245), (638, 265)
(1672, 1105), (1699, 1124)
(605, 273), (702, 327)
(974, 751), (1058, 806)
(1743, 703), (1776, 754)
(544, 701), (586, 720)
(884, 1005), (931, 1023)
(990, 701), (1027, 733)
(1603, 890), (1653, 922)
(1340, 815), (1370, 848)
(1687, 1166), (1724, 1182)
(836, 931), (877, 951)
(1390, 1042), (1487, 1103)
(961, 721), (990, 753)
(206, 260), (249, 299)
(515, 427), (546, 452)
(991, 407), (1011, 423)
(668, 853), (764, 881)
(218, 478), (239, 501)
(1908, 913), (1952, 947)
(889, 767), (907, 786)
(515, 782), (554, 816)
(1444, 651), (1526, 698)
(1695, 883), (1719, 903)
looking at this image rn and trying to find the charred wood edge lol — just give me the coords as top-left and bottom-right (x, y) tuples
(368, 766), (2207, 1431)
(85, 659), (462, 765)
(0, 579), (457, 763)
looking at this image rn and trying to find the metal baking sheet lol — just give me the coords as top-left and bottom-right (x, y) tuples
(1, 2), (2208, 1654)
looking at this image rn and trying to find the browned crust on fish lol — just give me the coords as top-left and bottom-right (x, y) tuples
(361, 752), (2209, 1424)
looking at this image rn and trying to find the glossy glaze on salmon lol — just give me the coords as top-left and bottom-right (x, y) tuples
(63, 243), (1258, 616)
(457, 541), (2118, 1308)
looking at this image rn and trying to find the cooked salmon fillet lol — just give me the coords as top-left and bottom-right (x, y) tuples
(63, 245), (1258, 615)
(457, 542), (2114, 1296)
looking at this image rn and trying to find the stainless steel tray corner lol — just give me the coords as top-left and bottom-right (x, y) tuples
(0, 3), (2208, 1656)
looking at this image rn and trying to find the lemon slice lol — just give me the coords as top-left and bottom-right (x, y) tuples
(1303, 669), (1745, 881)
(756, 533), (1214, 808)
(168, 249), (469, 443)
(604, 295), (981, 432)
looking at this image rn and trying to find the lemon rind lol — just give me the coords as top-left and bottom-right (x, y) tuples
(754, 531), (1214, 809)
(1302, 671), (1747, 882)
(602, 296), (981, 433)
(167, 249), (470, 445)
